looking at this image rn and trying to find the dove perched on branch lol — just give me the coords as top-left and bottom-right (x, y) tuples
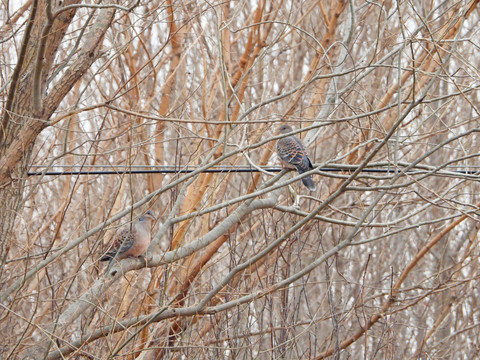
(100, 210), (156, 266)
(276, 124), (316, 191)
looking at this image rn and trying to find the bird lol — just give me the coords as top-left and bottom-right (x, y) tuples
(276, 124), (316, 191)
(100, 210), (157, 266)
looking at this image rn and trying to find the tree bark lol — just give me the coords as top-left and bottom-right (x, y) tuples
(0, 0), (115, 285)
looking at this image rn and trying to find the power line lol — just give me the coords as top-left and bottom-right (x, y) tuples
(26, 165), (480, 176)
(26, 167), (368, 176)
(27, 168), (386, 176)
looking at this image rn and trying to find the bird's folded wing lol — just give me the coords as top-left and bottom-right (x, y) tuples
(277, 137), (307, 165)
(109, 227), (136, 255)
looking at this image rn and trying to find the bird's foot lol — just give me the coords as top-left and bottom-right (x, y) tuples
(137, 254), (148, 267)
(287, 185), (300, 207)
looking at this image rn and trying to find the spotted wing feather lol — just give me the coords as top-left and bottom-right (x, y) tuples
(277, 137), (304, 165)
(276, 135), (316, 191)
(100, 226), (136, 261)
(277, 137), (313, 169)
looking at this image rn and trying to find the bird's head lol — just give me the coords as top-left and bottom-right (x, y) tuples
(139, 210), (157, 222)
(278, 124), (293, 134)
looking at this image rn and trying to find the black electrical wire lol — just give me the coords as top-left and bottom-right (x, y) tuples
(26, 167), (480, 176)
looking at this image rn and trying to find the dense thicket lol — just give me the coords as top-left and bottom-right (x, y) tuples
(1, 1), (480, 358)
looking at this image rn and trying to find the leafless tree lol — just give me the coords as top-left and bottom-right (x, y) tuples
(1, 0), (480, 359)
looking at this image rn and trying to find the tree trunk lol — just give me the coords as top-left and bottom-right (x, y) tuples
(0, 0), (115, 284)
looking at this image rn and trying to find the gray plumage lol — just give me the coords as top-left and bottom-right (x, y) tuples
(276, 124), (316, 191)
(100, 210), (157, 265)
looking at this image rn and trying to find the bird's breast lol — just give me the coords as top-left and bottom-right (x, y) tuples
(126, 227), (151, 257)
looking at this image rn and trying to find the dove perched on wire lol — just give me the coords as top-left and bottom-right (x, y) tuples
(276, 124), (316, 191)
(100, 210), (157, 267)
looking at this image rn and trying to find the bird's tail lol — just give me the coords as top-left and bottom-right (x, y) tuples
(301, 175), (316, 191)
(99, 254), (111, 261)
(297, 166), (316, 191)
(103, 257), (115, 275)
(100, 252), (115, 274)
